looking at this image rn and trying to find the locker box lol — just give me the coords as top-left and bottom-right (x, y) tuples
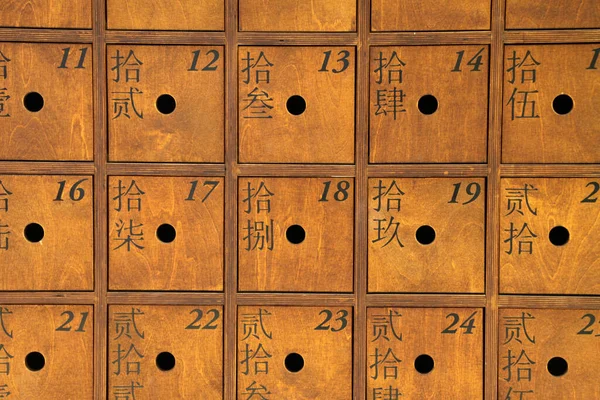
(0, 305), (93, 399)
(500, 178), (600, 295)
(499, 309), (600, 399)
(367, 307), (483, 399)
(0, 43), (93, 161)
(0, 0), (91, 29)
(239, 0), (356, 32)
(238, 177), (354, 292)
(368, 178), (485, 293)
(238, 46), (355, 164)
(238, 306), (352, 399)
(369, 46), (489, 163)
(107, 45), (225, 163)
(506, 0), (600, 30)
(109, 305), (223, 399)
(371, 0), (491, 32)
(108, 176), (224, 291)
(106, 0), (224, 31)
(0, 175), (93, 291)
(502, 44), (600, 163)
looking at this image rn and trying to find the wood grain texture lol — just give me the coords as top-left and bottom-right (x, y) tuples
(108, 305), (223, 399)
(238, 177), (354, 292)
(0, 0), (91, 29)
(0, 175), (93, 290)
(239, 0), (356, 32)
(0, 305), (93, 399)
(499, 309), (600, 399)
(106, 0), (224, 31)
(500, 178), (600, 295)
(502, 44), (600, 163)
(0, 43), (93, 161)
(368, 178), (486, 293)
(367, 307), (483, 398)
(238, 46), (355, 164)
(107, 45), (224, 163)
(371, 0), (491, 31)
(506, 0), (600, 29)
(369, 46), (489, 163)
(237, 306), (353, 399)
(108, 176), (224, 291)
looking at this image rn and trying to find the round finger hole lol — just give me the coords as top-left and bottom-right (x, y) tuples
(286, 95), (306, 116)
(418, 94), (438, 115)
(552, 94), (573, 115)
(415, 225), (436, 245)
(284, 353), (304, 373)
(547, 357), (568, 377)
(286, 224), (306, 244)
(414, 354), (434, 374)
(23, 92), (44, 112)
(156, 94), (176, 114)
(549, 226), (569, 246)
(156, 352), (176, 371)
(25, 351), (45, 371)
(24, 223), (44, 243)
(156, 224), (176, 243)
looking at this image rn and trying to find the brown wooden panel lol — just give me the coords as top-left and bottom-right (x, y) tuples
(499, 309), (600, 399)
(367, 307), (483, 398)
(506, 0), (600, 30)
(0, 175), (93, 290)
(108, 176), (223, 291)
(106, 0), (224, 31)
(0, 305), (93, 398)
(239, 0), (356, 32)
(238, 177), (354, 292)
(107, 45), (224, 163)
(0, 43), (93, 161)
(0, 0), (91, 29)
(371, 0), (491, 31)
(368, 178), (485, 293)
(109, 305), (223, 399)
(500, 178), (600, 295)
(502, 44), (600, 163)
(369, 46), (488, 163)
(238, 47), (355, 164)
(238, 306), (352, 399)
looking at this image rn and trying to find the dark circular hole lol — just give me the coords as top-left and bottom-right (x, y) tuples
(414, 354), (434, 374)
(156, 224), (176, 243)
(23, 92), (44, 112)
(547, 357), (568, 377)
(552, 94), (573, 115)
(286, 95), (306, 116)
(24, 223), (44, 243)
(286, 224), (306, 244)
(156, 352), (176, 371)
(418, 94), (438, 115)
(156, 94), (176, 114)
(25, 352), (45, 371)
(284, 353), (304, 373)
(415, 225), (436, 245)
(549, 226), (569, 246)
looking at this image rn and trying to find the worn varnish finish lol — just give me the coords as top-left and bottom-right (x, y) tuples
(506, 0), (600, 29)
(108, 176), (223, 291)
(369, 46), (489, 163)
(0, 43), (93, 161)
(238, 177), (354, 292)
(239, 0), (356, 32)
(108, 305), (223, 399)
(107, 45), (224, 163)
(238, 46), (355, 164)
(0, 0), (91, 29)
(237, 306), (353, 399)
(500, 178), (600, 295)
